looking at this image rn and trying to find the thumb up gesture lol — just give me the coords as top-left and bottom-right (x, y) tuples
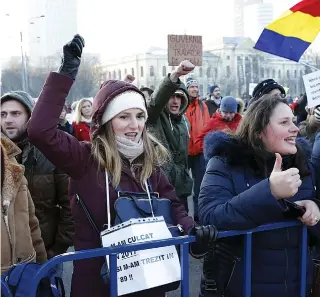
(269, 153), (302, 200)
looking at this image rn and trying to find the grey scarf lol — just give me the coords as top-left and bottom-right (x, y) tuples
(115, 136), (144, 162)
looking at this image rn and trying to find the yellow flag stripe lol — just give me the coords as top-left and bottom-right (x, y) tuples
(266, 10), (320, 43)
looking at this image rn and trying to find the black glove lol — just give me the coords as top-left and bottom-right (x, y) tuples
(58, 34), (85, 80)
(188, 225), (218, 259)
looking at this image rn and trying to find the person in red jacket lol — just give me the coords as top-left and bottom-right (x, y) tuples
(196, 96), (242, 152)
(185, 77), (210, 222)
(72, 98), (92, 141)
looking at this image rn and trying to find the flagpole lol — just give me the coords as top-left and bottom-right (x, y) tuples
(298, 61), (319, 71)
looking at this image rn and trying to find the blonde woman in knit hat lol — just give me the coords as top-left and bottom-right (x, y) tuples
(28, 35), (217, 297)
(72, 98), (92, 141)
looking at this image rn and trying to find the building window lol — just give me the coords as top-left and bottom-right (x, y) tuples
(199, 67), (203, 77)
(131, 68), (135, 76)
(150, 66), (155, 77)
(226, 55), (230, 60)
(300, 70), (303, 77)
(287, 70), (290, 79)
(118, 70), (121, 80)
(124, 69), (127, 75)
(199, 84), (204, 96)
(214, 68), (218, 79)
(140, 66), (144, 77)
(226, 66), (231, 77)
(294, 70), (297, 78)
(162, 66), (166, 76)
(272, 69), (276, 78)
(278, 70), (281, 79)
(207, 67), (212, 78)
(112, 70), (116, 79)
(108, 72), (111, 80)
(266, 68), (270, 77)
(260, 67), (264, 78)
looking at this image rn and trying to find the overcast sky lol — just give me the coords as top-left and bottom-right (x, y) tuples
(1, 0), (319, 62)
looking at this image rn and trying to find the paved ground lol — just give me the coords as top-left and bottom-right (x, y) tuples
(62, 196), (201, 296)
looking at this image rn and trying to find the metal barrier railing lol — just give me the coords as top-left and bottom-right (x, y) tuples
(25, 220), (307, 297)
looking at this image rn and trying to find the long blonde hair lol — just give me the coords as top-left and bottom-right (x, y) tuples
(91, 122), (169, 187)
(74, 98), (92, 124)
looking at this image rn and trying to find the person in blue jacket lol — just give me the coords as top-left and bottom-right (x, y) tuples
(199, 94), (320, 297)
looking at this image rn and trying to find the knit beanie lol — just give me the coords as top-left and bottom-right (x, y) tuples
(252, 79), (286, 100)
(220, 96), (238, 113)
(210, 85), (219, 94)
(186, 77), (198, 89)
(101, 91), (148, 125)
(0, 91), (34, 116)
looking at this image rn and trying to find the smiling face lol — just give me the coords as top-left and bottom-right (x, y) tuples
(1, 100), (29, 141)
(260, 102), (299, 155)
(111, 108), (146, 142)
(188, 84), (198, 98)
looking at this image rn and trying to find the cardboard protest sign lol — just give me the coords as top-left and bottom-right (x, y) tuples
(303, 70), (320, 109)
(168, 35), (202, 66)
(101, 217), (180, 296)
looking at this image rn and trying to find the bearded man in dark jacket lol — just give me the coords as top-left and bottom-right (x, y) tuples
(0, 91), (74, 269)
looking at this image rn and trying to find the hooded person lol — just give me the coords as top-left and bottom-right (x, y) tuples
(1, 135), (47, 275)
(185, 77), (210, 222)
(28, 34), (219, 297)
(147, 60), (194, 212)
(204, 85), (222, 116)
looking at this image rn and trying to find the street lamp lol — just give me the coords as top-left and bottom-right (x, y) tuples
(4, 13), (45, 92)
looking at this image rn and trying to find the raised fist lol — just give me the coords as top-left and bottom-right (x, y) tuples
(124, 74), (135, 84)
(58, 34), (85, 80)
(170, 60), (195, 83)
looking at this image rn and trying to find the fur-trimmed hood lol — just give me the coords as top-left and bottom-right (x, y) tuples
(204, 131), (312, 165)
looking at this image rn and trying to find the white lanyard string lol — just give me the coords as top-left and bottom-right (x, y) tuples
(144, 180), (155, 218)
(105, 170), (111, 229)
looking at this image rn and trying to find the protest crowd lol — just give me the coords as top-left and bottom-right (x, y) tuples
(1, 6), (320, 296)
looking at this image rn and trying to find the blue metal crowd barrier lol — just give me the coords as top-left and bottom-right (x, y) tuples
(23, 220), (307, 297)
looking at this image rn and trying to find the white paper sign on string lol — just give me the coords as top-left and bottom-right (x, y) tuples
(100, 216), (181, 296)
(303, 70), (320, 109)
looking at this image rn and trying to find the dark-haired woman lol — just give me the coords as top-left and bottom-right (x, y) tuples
(199, 94), (320, 296)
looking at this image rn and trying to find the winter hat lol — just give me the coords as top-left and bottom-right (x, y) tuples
(101, 91), (148, 125)
(91, 80), (147, 136)
(209, 85), (219, 94)
(252, 79), (286, 100)
(186, 77), (198, 89)
(220, 96), (238, 113)
(0, 91), (34, 116)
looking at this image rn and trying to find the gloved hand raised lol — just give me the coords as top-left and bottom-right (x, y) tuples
(188, 225), (218, 259)
(58, 34), (85, 80)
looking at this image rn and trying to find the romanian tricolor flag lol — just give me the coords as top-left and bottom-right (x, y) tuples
(254, 0), (320, 62)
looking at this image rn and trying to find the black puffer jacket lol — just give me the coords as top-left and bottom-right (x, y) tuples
(20, 141), (74, 256)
